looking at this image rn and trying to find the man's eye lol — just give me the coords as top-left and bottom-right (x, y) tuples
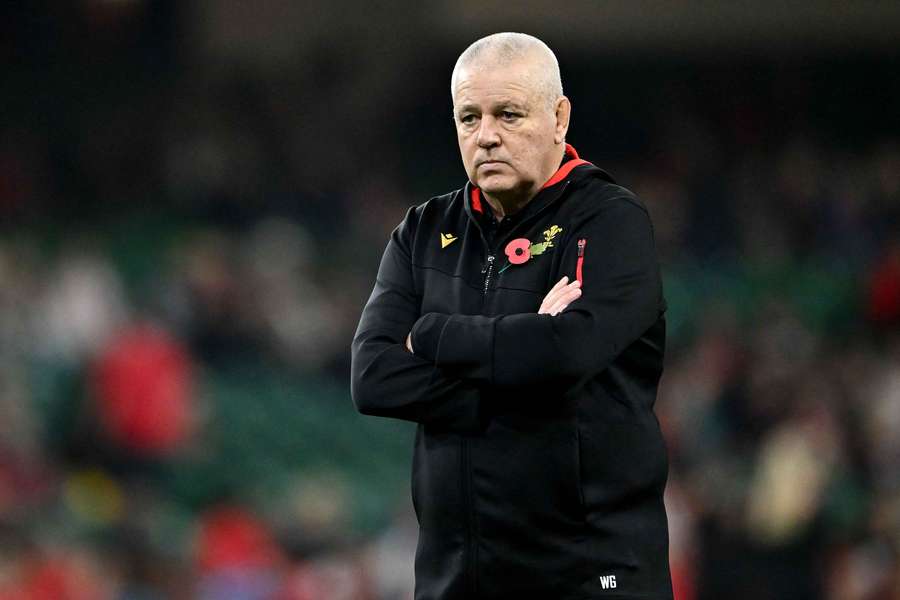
(500, 111), (521, 121)
(460, 114), (477, 125)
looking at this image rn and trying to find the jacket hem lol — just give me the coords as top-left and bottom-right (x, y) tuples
(566, 594), (673, 600)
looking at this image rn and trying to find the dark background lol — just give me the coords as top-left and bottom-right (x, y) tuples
(1, 1), (899, 598)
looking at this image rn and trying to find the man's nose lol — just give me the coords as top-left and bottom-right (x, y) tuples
(476, 115), (501, 148)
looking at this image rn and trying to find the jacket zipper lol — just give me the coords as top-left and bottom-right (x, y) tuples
(482, 254), (495, 295)
(576, 238), (586, 285)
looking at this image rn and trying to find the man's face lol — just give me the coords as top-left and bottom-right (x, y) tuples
(453, 60), (564, 200)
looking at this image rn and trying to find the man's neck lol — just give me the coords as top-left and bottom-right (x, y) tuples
(482, 189), (533, 223)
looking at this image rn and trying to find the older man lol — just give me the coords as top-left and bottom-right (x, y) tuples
(352, 33), (672, 599)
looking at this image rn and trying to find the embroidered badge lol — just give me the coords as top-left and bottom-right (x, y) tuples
(499, 225), (563, 272)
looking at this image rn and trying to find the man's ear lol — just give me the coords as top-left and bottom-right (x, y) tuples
(554, 96), (571, 144)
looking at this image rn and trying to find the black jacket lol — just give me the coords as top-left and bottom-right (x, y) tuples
(351, 145), (672, 599)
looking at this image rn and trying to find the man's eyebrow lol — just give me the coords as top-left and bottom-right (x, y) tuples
(456, 100), (527, 114)
(493, 99), (527, 110)
(456, 103), (479, 114)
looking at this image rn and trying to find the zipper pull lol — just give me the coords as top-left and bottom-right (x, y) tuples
(482, 254), (495, 273)
(576, 239), (586, 286)
(482, 254), (495, 295)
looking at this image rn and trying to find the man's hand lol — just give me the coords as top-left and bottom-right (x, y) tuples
(538, 276), (581, 316)
(406, 332), (413, 353)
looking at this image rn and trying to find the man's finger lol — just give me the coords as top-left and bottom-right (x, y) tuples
(540, 280), (580, 314)
(546, 281), (580, 305)
(547, 287), (581, 315)
(543, 279), (579, 304)
(548, 276), (569, 294)
(540, 278), (568, 310)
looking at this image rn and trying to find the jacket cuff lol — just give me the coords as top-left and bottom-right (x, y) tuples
(410, 312), (450, 362)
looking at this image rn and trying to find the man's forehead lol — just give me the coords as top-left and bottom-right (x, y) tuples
(453, 66), (539, 107)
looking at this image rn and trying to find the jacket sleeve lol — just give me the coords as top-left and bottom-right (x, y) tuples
(409, 196), (664, 388)
(350, 206), (485, 432)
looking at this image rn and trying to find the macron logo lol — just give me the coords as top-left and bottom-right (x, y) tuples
(598, 575), (617, 590)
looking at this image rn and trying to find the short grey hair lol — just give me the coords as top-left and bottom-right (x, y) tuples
(451, 32), (564, 113)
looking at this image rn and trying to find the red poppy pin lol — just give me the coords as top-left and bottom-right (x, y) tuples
(499, 225), (563, 273)
(505, 238), (531, 265)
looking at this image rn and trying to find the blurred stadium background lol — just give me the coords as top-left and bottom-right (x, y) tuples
(2, 1), (900, 598)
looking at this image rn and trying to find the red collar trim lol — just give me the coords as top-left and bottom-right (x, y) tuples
(541, 143), (590, 189)
(471, 187), (483, 213)
(469, 143), (590, 214)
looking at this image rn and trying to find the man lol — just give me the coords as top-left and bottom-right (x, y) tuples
(351, 32), (672, 599)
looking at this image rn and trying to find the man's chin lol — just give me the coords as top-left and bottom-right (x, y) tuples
(475, 175), (516, 195)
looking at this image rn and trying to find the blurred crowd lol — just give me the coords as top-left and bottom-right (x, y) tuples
(3, 2), (900, 599)
(651, 133), (900, 600)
